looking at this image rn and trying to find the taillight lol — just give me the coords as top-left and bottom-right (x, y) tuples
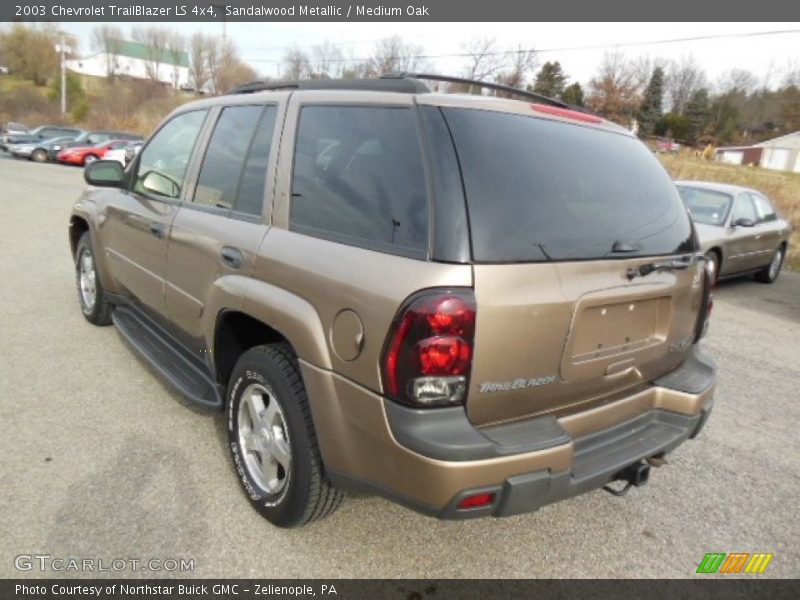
(382, 289), (476, 407)
(693, 261), (714, 343)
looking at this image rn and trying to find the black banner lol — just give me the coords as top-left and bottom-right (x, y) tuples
(2, 0), (798, 22)
(4, 580), (800, 600)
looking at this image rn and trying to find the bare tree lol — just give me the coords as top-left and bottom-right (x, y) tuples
(587, 52), (640, 125)
(667, 55), (706, 115)
(716, 68), (758, 96)
(206, 37), (256, 94)
(310, 41), (344, 79)
(189, 33), (210, 93)
(91, 25), (124, 78)
(495, 45), (537, 90)
(165, 31), (185, 89)
(461, 37), (506, 82)
(367, 36), (427, 77)
(282, 45), (311, 80)
(132, 26), (169, 83)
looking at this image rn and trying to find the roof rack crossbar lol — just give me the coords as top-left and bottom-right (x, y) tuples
(388, 72), (570, 109)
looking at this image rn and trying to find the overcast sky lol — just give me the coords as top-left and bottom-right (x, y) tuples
(59, 21), (800, 88)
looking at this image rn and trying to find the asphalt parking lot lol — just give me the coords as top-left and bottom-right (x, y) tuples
(0, 154), (798, 579)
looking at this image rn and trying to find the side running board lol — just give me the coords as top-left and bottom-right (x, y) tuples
(112, 306), (223, 408)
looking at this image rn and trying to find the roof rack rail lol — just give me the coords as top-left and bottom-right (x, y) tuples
(387, 73), (570, 109)
(226, 78), (430, 95)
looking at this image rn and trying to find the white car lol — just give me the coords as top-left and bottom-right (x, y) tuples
(103, 146), (128, 165)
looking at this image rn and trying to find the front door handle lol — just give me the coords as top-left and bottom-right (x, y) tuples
(220, 246), (243, 269)
(149, 222), (164, 238)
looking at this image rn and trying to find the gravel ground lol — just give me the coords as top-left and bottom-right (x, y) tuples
(0, 155), (798, 579)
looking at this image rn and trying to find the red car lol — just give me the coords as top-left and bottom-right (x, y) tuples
(57, 140), (129, 166)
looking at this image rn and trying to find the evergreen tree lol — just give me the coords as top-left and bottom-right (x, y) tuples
(531, 61), (567, 98)
(562, 82), (584, 107)
(637, 66), (665, 138)
(685, 88), (711, 144)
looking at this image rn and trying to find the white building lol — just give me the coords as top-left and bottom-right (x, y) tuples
(66, 40), (190, 88)
(756, 131), (800, 173)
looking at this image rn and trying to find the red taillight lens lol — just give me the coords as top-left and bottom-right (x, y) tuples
(382, 289), (476, 407)
(530, 103), (603, 123)
(457, 493), (495, 509)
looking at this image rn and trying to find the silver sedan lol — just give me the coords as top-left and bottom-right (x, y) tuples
(676, 180), (792, 284)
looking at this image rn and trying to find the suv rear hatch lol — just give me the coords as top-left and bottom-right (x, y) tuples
(440, 106), (704, 426)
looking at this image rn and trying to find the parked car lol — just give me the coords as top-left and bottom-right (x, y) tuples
(103, 141), (141, 166)
(123, 141), (143, 166)
(69, 76), (716, 528)
(1, 121), (29, 138)
(53, 130), (143, 160)
(1, 125), (84, 151)
(58, 140), (130, 166)
(9, 136), (79, 162)
(655, 138), (681, 154)
(677, 181), (792, 283)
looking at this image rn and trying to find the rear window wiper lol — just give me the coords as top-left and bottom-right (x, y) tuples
(626, 255), (694, 280)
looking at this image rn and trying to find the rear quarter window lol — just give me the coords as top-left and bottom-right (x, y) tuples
(442, 108), (694, 262)
(289, 106), (429, 258)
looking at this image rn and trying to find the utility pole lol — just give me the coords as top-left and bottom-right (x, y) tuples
(59, 33), (66, 115)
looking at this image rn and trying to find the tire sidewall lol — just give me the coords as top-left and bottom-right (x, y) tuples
(770, 247), (785, 282)
(227, 351), (313, 524)
(75, 234), (101, 319)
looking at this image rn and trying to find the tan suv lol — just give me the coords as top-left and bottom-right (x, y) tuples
(69, 75), (716, 528)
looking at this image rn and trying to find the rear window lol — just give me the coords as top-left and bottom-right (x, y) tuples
(442, 108), (694, 262)
(677, 185), (732, 226)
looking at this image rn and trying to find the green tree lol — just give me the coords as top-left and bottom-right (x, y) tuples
(48, 71), (86, 119)
(655, 112), (691, 140)
(0, 24), (60, 85)
(562, 82), (584, 107)
(685, 88), (711, 144)
(531, 61), (567, 98)
(637, 66), (665, 138)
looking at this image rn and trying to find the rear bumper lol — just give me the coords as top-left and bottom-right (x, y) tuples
(301, 345), (716, 519)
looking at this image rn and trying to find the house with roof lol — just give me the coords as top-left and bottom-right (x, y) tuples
(66, 40), (190, 89)
(715, 131), (800, 173)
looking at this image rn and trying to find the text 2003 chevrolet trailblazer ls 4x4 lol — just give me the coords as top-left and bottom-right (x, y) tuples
(69, 75), (716, 527)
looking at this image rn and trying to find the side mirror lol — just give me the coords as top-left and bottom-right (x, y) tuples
(733, 218), (756, 228)
(84, 160), (124, 188)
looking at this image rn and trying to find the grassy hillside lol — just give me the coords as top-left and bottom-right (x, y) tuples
(660, 154), (800, 271)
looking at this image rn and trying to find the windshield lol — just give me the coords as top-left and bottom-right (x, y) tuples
(441, 108), (694, 262)
(677, 186), (732, 226)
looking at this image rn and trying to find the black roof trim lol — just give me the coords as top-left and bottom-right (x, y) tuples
(227, 78), (430, 95)
(388, 73), (570, 109)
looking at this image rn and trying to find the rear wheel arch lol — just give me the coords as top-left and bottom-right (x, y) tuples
(213, 310), (292, 390)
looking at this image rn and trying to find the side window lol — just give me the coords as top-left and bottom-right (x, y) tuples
(193, 104), (274, 215)
(731, 194), (757, 223)
(751, 193), (777, 222)
(235, 106), (277, 216)
(134, 110), (207, 199)
(290, 106), (429, 256)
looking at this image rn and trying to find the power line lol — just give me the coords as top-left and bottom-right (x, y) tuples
(241, 27), (800, 65)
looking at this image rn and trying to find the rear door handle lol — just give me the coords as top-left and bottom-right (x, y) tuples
(220, 246), (243, 269)
(149, 222), (164, 238)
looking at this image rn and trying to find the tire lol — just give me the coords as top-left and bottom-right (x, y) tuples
(83, 154), (98, 166)
(754, 246), (785, 284)
(227, 343), (344, 527)
(75, 232), (112, 326)
(704, 250), (720, 285)
(31, 149), (47, 162)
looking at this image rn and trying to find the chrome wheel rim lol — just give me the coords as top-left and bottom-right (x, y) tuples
(237, 383), (291, 495)
(78, 249), (97, 311)
(84, 155), (97, 165)
(769, 249), (783, 279)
